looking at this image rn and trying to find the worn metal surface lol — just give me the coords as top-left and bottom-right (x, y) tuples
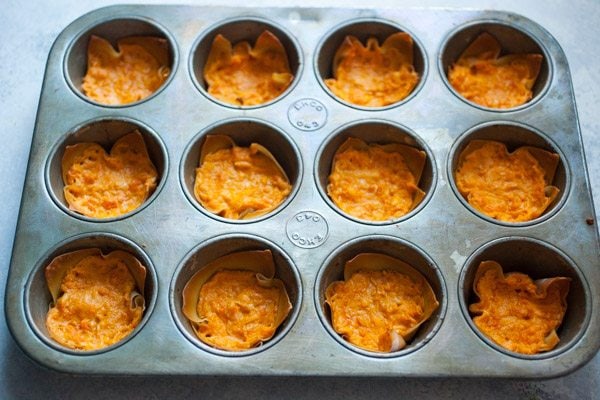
(5, 4), (599, 378)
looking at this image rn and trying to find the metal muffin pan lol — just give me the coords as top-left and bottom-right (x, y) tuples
(5, 5), (599, 377)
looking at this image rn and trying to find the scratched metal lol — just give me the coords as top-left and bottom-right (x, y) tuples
(5, 5), (600, 377)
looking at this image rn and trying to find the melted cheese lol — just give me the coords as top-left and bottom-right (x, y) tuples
(326, 270), (427, 352)
(448, 33), (542, 109)
(455, 141), (555, 222)
(327, 140), (421, 221)
(470, 267), (568, 354)
(194, 143), (291, 219)
(196, 270), (284, 351)
(62, 131), (158, 219)
(82, 35), (170, 105)
(46, 256), (142, 350)
(203, 31), (293, 106)
(325, 34), (419, 107)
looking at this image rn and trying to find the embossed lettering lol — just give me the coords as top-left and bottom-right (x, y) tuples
(288, 99), (327, 132)
(286, 211), (329, 248)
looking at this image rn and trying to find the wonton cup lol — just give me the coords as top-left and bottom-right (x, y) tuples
(203, 30), (294, 106)
(325, 253), (439, 353)
(325, 32), (419, 107)
(469, 261), (570, 355)
(81, 35), (171, 105)
(327, 137), (426, 221)
(194, 134), (292, 220)
(182, 250), (292, 351)
(455, 139), (560, 222)
(45, 248), (147, 351)
(62, 130), (158, 219)
(447, 32), (543, 109)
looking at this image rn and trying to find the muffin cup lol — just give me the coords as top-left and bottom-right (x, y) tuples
(170, 234), (302, 357)
(180, 118), (302, 223)
(439, 20), (551, 112)
(24, 232), (158, 355)
(458, 237), (590, 359)
(45, 117), (168, 222)
(189, 17), (302, 109)
(315, 18), (427, 110)
(448, 121), (569, 226)
(315, 235), (446, 358)
(315, 119), (436, 225)
(64, 16), (177, 107)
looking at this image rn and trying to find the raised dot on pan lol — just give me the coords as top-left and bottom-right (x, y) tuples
(64, 17), (177, 107)
(189, 18), (302, 108)
(439, 21), (551, 111)
(315, 19), (426, 109)
(459, 237), (589, 359)
(448, 122), (568, 226)
(25, 232), (157, 354)
(315, 235), (446, 358)
(170, 234), (302, 356)
(315, 120), (435, 225)
(45, 118), (168, 222)
(180, 118), (302, 223)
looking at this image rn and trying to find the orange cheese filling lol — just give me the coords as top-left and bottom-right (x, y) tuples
(203, 31), (294, 106)
(46, 254), (144, 351)
(448, 32), (542, 109)
(325, 33), (419, 107)
(326, 270), (428, 352)
(82, 35), (170, 105)
(194, 141), (291, 219)
(455, 141), (559, 222)
(470, 262), (570, 354)
(62, 131), (158, 219)
(327, 138), (424, 221)
(196, 270), (285, 351)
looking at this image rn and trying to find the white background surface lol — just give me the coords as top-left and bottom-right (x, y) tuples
(1, 0), (599, 398)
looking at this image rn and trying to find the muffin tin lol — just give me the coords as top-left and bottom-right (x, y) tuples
(5, 5), (600, 377)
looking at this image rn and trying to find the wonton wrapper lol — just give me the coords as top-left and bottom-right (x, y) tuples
(325, 253), (439, 352)
(327, 137), (426, 221)
(81, 35), (171, 105)
(203, 31), (294, 106)
(45, 248), (147, 350)
(182, 250), (292, 351)
(448, 32), (543, 109)
(325, 33), (419, 107)
(62, 130), (158, 219)
(455, 140), (560, 222)
(194, 134), (291, 219)
(469, 261), (570, 354)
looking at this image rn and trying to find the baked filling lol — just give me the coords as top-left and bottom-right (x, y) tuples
(325, 33), (419, 107)
(203, 30), (293, 106)
(82, 35), (170, 105)
(448, 32), (542, 109)
(325, 253), (438, 352)
(454, 140), (559, 222)
(45, 248), (146, 351)
(470, 260), (570, 354)
(194, 135), (291, 219)
(327, 137), (426, 221)
(62, 130), (158, 219)
(182, 250), (292, 351)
